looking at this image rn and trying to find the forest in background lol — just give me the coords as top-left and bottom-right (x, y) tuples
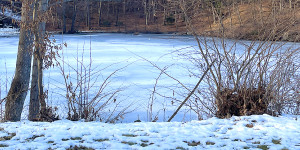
(1, 0), (300, 42)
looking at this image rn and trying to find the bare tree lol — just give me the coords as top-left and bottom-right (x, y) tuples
(29, 0), (48, 121)
(62, 0), (66, 33)
(5, 0), (33, 121)
(70, 0), (78, 33)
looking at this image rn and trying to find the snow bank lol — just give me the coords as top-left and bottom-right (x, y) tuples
(0, 115), (299, 149)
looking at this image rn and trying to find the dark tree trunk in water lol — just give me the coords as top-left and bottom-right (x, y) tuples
(5, 0), (33, 121)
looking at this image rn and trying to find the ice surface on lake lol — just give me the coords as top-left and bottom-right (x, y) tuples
(0, 33), (201, 122)
(0, 33), (299, 122)
(0, 28), (19, 36)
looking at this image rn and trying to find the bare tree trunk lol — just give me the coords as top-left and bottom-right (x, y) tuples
(144, 0), (148, 29)
(5, 0), (33, 121)
(279, 0), (282, 11)
(123, 0), (126, 15)
(229, 5), (232, 29)
(252, 0), (257, 25)
(62, 1), (66, 33)
(272, 0), (276, 19)
(211, 4), (217, 24)
(115, 6), (119, 26)
(163, 7), (166, 25)
(98, 1), (102, 26)
(259, 0), (264, 26)
(107, 2), (110, 18)
(37, 0), (47, 115)
(86, 0), (90, 29)
(70, 0), (77, 33)
(235, 2), (242, 26)
(29, 0), (47, 121)
(29, 56), (39, 120)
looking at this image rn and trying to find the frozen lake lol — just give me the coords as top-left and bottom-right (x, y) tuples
(1, 33), (299, 122)
(0, 33), (203, 122)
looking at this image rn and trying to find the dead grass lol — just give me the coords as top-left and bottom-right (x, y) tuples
(257, 145), (269, 150)
(121, 141), (137, 146)
(94, 138), (109, 142)
(184, 141), (201, 146)
(246, 124), (254, 128)
(122, 134), (137, 137)
(0, 144), (8, 147)
(0, 132), (16, 141)
(272, 139), (281, 145)
(206, 141), (215, 145)
(66, 145), (94, 150)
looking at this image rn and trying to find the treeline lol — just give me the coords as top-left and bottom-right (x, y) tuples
(48, 0), (185, 33)
(1, 0), (299, 41)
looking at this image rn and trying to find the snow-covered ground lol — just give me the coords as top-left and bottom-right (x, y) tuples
(0, 114), (299, 149)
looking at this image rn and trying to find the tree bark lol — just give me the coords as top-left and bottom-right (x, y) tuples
(5, 0), (33, 121)
(29, 56), (39, 120)
(29, 0), (47, 121)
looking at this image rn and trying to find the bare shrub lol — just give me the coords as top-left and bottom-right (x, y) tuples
(52, 42), (131, 122)
(32, 106), (59, 122)
(187, 38), (299, 118)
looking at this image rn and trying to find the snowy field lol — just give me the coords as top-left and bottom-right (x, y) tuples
(0, 115), (299, 149)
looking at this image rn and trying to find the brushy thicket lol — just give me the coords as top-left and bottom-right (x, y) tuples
(175, 0), (300, 119)
(179, 38), (299, 119)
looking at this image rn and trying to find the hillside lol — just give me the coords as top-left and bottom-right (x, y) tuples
(1, 0), (299, 41)
(45, 0), (300, 42)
